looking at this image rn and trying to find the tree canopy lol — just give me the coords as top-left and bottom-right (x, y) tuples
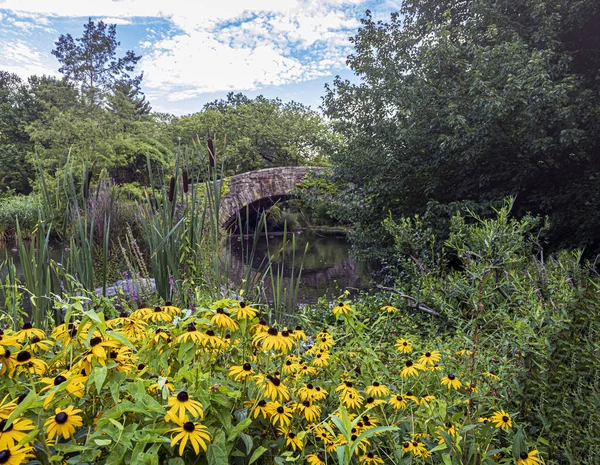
(324, 0), (600, 257)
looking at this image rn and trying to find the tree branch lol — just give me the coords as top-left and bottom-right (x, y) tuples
(376, 285), (442, 317)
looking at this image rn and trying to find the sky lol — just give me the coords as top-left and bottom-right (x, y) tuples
(0, 0), (401, 115)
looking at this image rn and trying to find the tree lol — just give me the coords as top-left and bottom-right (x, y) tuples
(324, 1), (600, 259)
(52, 19), (142, 105)
(171, 93), (331, 176)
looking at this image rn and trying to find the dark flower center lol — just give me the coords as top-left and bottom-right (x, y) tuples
(373, 382), (380, 387)
(31, 336), (41, 344)
(448, 374), (456, 380)
(54, 375), (67, 386)
(216, 307), (224, 314)
(288, 432), (295, 438)
(406, 391), (413, 396)
(110, 351), (118, 359)
(240, 302), (246, 308)
(243, 363), (252, 371)
(137, 364), (145, 370)
(285, 360), (292, 366)
(345, 381), (353, 387)
(177, 391), (189, 402)
(0, 420), (12, 432)
(412, 442), (418, 447)
(520, 452), (529, 459)
(295, 325), (302, 331)
(16, 351), (31, 363)
(258, 400), (266, 407)
(267, 376), (281, 386)
(307, 383), (314, 389)
(282, 330), (289, 337)
(321, 337), (327, 342)
(338, 302), (344, 307)
(315, 387), (321, 392)
(351, 434), (358, 441)
(403, 442), (409, 448)
(446, 422), (452, 428)
(183, 422), (195, 432)
(187, 323), (196, 332)
(406, 360), (413, 367)
(396, 395), (403, 401)
(165, 302), (172, 306)
(206, 330), (215, 337)
(366, 397), (374, 403)
(120, 312), (129, 318)
(356, 421), (363, 428)
(259, 319), (267, 325)
(276, 406), (284, 414)
(0, 450), (10, 462)
(502, 416), (509, 422)
(303, 401), (310, 407)
(267, 327), (278, 336)
(367, 453), (374, 459)
(22, 322), (33, 330)
(154, 307), (162, 312)
(90, 337), (102, 347)
(55, 412), (68, 424)
(425, 352), (431, 357)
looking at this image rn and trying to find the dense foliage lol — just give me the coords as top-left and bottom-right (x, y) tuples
(323, 0), (600, 259)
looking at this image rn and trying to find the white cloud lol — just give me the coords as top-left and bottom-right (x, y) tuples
(0, 40), (59, 79)
(0, 0), (371, 101)
(100, 17), (133, 26)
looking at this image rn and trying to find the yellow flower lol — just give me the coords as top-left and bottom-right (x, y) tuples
(365, 382), (389, 398)
(229, 363), (254, 382)
(364, 397), (386, 407)
(40, 372), (87, 408)
(278, 428), (303, 451)
(161, 302), (182, 316)
(0, 417), (35, 449)
(296, 401), (322, 422)
(395, 338), (413, 353)
(292, 325), (307, 341)
(145, 306), (174, 323)
(14, 322), (45, 343)
(249, 319), (269, 335)
(252, 400), (273, 419)
(380, 305), (398, 313)
(27, 336), (54, 354)
(518, 450), (542, 465)
(168, 420), (211, 456)
(0, 444), (34, 465)
(490, 410), (512, 430)
(483, 371), (500, 380)
(332, 301), (353, 317)
(418, 350), (442, 366)
(334, 379), (357, 398)
(400, 360), (425, 378)
(417, 394), (436, 405)
(269, 403), (293, 427)
(44, 406), (83, 441)
(166, 391), (205, 423)
(208, 308), (239, 332)
(360, 452), (384, 464)
(342, 390), (364, 409)
(306, 453), (326, 465)
(230, 302), (258, 320)
(200, 330), (226, 349)
(389, 395), (407, 410)
(177, 323), (205, 344)
(253, 327), (293, 352)
(441, 374), (462, 390)
(13, 350), (47, 376)
(263, 375), (290, 402)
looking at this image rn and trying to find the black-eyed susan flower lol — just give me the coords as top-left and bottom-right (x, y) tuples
(332, 301), (352, 317)
(231, 302), (257, 320)
(14, 350), (47, 376)
(148, 378), (175, 396)
(342, 390), (364, 409)
(334, 379), (358, 398)
(380, 305), (398, 313)
(263, 375), (290, 402)
(416, 394), (435, 406)
(456, 349), (473, 356)
(269, 403), (293, 427)
(311, 351), (330, 367)
(483, 371), (500, 380)
(315, 330), (334, 349)
(249, 319), (269, 335)
(395, 338), (413, 353)
(418, 350), (442, 366)
(389, 395), (407, 410)
(82, 336), (120, 366)
(411, 441), (430, 457)
(400, 360), (425, 378)
(0, 444), (34, 465)
(296, 401), (321, 422)
(145, 306), (174, 323)
(436, 422), (458, 444)
(200, 330), (226, 349)
(161, 302), (182, 317)
(113, 316), (148, 340)
(40, 372), (86, 408)
(282, 357), (300, 375)
(314, 427), (334, 444)
(208, 308), (238, 332)
(27, 336), (53, 354)
(252, 400), (272, 419)
(166, 391), (204, 423)
(518, 450), (542, 465)
(1, 350), (16, 377)
(364, 396), (385, 407)
(177, 323), (205, 344)
(292, 325), (307, 341)
(44, 406), (83, 441)
(253, 327), (292, 352)
(277, 428), (303, 451)
(490, 410), (512, 430)
(0, 397), (17, 419)
(0, 417), (34, 449)
(441, 374), (462, 390)
(401, 441), (413, 453)
(168, 420), (211, 456)
(14, 322), (45, 343)
(360, 451), (384, 464)
(306, 453), (326, 465)
(229, 363), (254, 382)
(365, 382), (389, 398)
(404, 391), (419, 404)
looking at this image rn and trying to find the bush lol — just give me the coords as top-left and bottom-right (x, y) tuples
(0, 194), (40, 239)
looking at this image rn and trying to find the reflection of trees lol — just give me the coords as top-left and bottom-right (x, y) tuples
(226, 232), (371, 303)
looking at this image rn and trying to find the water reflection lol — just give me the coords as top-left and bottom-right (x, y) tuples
(227, 230), (372, 303)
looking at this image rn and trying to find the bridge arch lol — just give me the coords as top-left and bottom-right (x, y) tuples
(219, 166), (329, 230)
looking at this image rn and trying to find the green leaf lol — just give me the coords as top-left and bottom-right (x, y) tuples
(227, 418), (252, 442)
(429, 443), (448, 453)
(92, 365), (108, 393)
(249, 446), (268, 464)
(107, 331), (136, 351)
(5, 390), (37, 428)
(512, 427), (527, 459)
(240, 433), (253, 454)
(207, 443), (228, 465)
(94, 439), (112, 446)
(442, 453), (452, 465)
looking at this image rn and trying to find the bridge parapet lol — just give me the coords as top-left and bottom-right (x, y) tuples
(219, 166), (330, 230)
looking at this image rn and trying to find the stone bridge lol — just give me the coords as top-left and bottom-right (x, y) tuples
(219, 166), (329, 230)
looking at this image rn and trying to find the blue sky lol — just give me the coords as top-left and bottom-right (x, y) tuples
(0, 1), (401, 115)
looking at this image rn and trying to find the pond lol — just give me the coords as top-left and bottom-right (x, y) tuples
(0, 230), (373, 306)
(227, 229), (373, 303)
